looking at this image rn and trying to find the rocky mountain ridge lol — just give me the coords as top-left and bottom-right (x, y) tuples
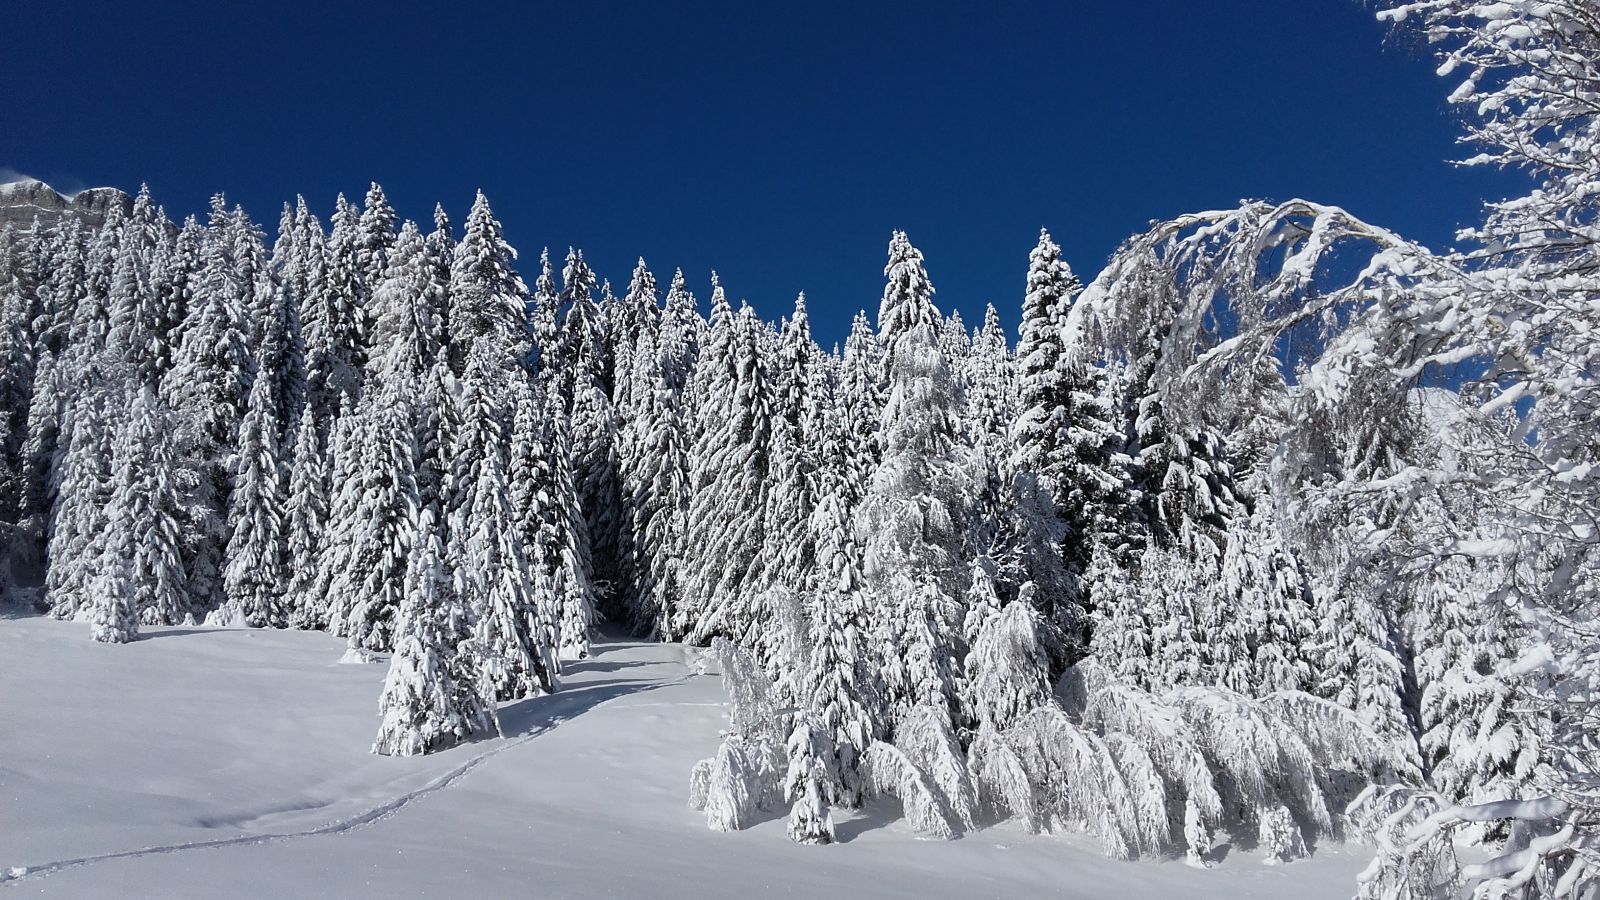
(0, 179), (132, 232)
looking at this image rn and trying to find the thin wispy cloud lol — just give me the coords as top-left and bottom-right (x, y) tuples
(0, 167), (38, 186)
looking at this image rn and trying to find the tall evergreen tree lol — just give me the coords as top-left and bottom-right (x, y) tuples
(1012, 229), (1079, 503)
(298, 202), (361, 432)
(858, 231), (972, 723)
(964, 304), (1013, 455)
(372, 506), (499, 757)
(449, 347), (557, 698)
(448, 192), (529, 372)
(162, 197), (253, 612)
(223, 374), (290, 627)
(683, 303), (775, 645)
(357, 182), (398, 297)
(112, 387), (192, 626)
(283, 404), (328, 628)
(325, 192), (371, 383)
(90, 438), (139, 645)
(368, 220), (444, 388)
(327, 390), (421, 651)
(45, 387), (116, 621)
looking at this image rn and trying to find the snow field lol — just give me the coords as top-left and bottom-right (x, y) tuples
(0, 614), (1369, 899)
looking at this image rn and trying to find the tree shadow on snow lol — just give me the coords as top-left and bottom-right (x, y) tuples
(496, 677), (677, 739)
(137, 627), (221, 641)
(561, 659), (654, 674)
(833, 799), (904, 843)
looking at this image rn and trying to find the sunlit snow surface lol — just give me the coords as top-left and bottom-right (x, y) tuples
(0, 612), (1368, 898)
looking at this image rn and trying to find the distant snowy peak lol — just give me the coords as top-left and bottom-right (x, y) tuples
(0, 178), (131, 231)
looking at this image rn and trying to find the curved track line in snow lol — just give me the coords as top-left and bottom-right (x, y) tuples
(1, 671), (692, 889)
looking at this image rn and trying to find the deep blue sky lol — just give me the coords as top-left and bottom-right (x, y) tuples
(3, 1), (1517, 346)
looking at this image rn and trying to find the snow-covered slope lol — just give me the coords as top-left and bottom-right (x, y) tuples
(0, 613), (1369, 898)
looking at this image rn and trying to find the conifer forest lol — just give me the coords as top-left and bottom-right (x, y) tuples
(7, 3), (1600, 898)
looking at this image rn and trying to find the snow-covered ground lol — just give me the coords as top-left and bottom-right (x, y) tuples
(0, 611), (1370, 899)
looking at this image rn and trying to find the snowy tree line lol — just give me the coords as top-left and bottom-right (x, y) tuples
(4, 0), (1600, 893)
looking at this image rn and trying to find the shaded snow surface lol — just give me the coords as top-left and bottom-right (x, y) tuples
(0, 613), (1369, 898)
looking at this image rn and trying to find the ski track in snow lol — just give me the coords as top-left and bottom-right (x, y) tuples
(0, 670), (693, 889)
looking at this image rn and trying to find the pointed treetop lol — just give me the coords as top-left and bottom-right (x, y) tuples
(1025, 228), (1079, 311)
(132, 184), (155, 219)
(431, 203), (452, 242)
(207, 193), (229, 228)
(877, 231), (940, 368)
(532, 248), (558, 317)
(626, 258), (658, 304)
(707, 271), (731, 326)
(663, 268), (696, 316)
(561, 247), (594, 301)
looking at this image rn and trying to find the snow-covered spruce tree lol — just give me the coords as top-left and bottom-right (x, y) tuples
(258, 210), (306, 436)
(105, 185), (177, 391)
(0, 224), (41, 551)
(623, 303), (694, 639)
(939, 308), (970, 379)
(35, 217), (87, 361)
(449, 346), (557, 700)
(672, 275), (736, 638)
(89, 377), (193, 643)
(45, 384), (117, 621)
(963, 303), (1013, 455)
(966, 590), (1051, 734)
(838, 311), (884, 506)
(805, 513), (878, 806)
(689, 637), (788, 831)
(301, 395), (359, 630)
(282, 404), (327, 628)
(503, 374), (577, 659)
(89, 433), (139, 645)
(785, 712), (838, 844)
(357, 182), (398, 302)
(800, 396), (883, 796)
(324, 192), (372, 382)
(1011, 229), (1079, 502)
(424, 203), (454, 348)
(683, 302), (776, 646)
(326, 388), (420, 651)
(162, 196), (253, 612)
(16, 228), (73, 516)
(610, 258), (661, 624)
(540, 378), (596, 659)
(1412, 552), (1540, 814)
(222, 373), (290, 628)
(1220, 502), (1316, 697)
(610, 258), (660, 422)
(658, 269), (701, 393)
(761, 293), (827, 597)
(857, 231), (973, 724)
(562, 251), (625, 619)
(367, 220), (443, 390)
(447, 192), (530, 369)
(20, 346), (67, 555)
(297, 201), (362, 433)
(373, 506), (499, 757)
(65, 193), (125, 367)
(529, 248), (560, 370)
